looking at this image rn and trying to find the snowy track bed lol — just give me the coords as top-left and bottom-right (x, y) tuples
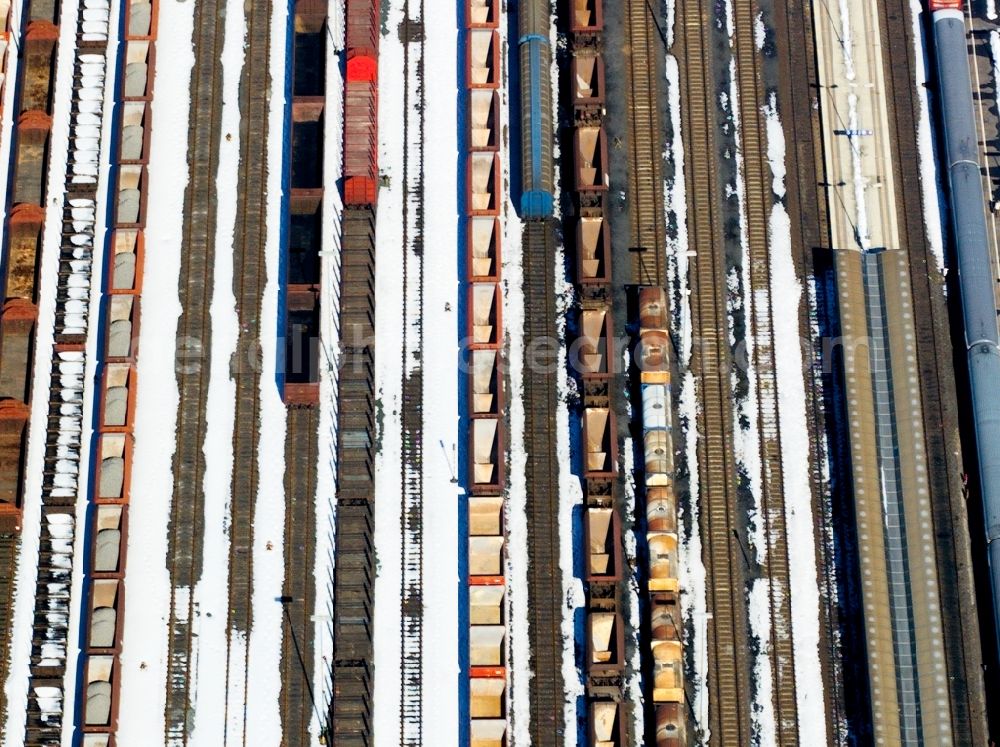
(672, 3), (752, 741)
(728, 1), (826, 742)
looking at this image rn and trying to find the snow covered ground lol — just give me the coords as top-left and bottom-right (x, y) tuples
(0, 0), (855, 743)
(675, 373), (707, 741)
(761, 96), (826, 745)
(420, 6), (461, 740)
(118, 0), (293, 738)
(730, 3), (826, 738)
(370, 0), (405, 735)
(719, 33), (778, 738)
(113, 0), (192, 739)
(665, 3), (831, 742)
(908, 0), (946, 274)
(620, 434), (645, 741)
(242, 0), (292, 734)
(187, 1), (244, 740)
(661, 8), (709, 742)
(499, 12), (531, 738)
(370, 1), (460, 742)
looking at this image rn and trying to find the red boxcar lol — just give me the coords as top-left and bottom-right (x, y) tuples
(343, 56), (378, 206)
(345, 0), (379, 59)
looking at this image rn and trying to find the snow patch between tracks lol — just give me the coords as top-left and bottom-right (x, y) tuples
(312, 0), (344, 733)
(909, 0), (946, 274)
(243, 0), (291, 737)
(114, 0), (194, 739)
(676, 374), (708, 742)
(188, 1), (244, 740)
(724, 43), (777, 741)
(763, 105), (826, 745)
(662, 10), (709, 741)
(370, 0), (409, 733)
(419, 4), (460, 737)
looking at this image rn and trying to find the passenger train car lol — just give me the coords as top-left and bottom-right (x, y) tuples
(928, 0), (1000, 650)
(518, 0), (554, 218)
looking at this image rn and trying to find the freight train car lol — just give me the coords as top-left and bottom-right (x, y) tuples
(464, 0), (510, 741)
(330, 0), (380, 742)
(282, 0), (327, 404)
(68, 4), (144, 742)
(562, 3), (631, 743)
(637, 287), (685, 746)
(929, 0), (1000, 653)
(0, 7), (59, 534)
(329, 212), (377, 744)
(343, 0), (379, 206)
(0, 0), (11, 153)
(12, 0), (117, 738)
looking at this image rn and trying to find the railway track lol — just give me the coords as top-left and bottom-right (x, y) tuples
(399, 5), (425, 743)
(328, 207), (377, 744)
(624, 0), (666, 286)
(280, 405), (320, 745)
(223, 0), (272, 739)
(674, 1), (751, 743)
(521, 221), (565, 746)
(729, 0), (799, 740)
(163, 0), (225, 739)
(771, 0), (846, 737)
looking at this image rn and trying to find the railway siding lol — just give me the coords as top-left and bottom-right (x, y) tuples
(280, 406), (319, 744)
(328, 0), (380, 736)
(277, 0), (327, 742)
(223, 0), (272, 735)
(398, 2), (425, 740)
(884, 5), (987, 743)
(673, 0), (752, 742)
(515, 0), (564, 742)
(564, 2), (635, 744)
(912, 1), (993, 740)
(520, 221), (565, 746)
(328, 207), (377, 745)
(163, 0), (225, 737)
(729, 0), (801, 740)
(624, 0), (664, 286)
(769, 0), (852, 735)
